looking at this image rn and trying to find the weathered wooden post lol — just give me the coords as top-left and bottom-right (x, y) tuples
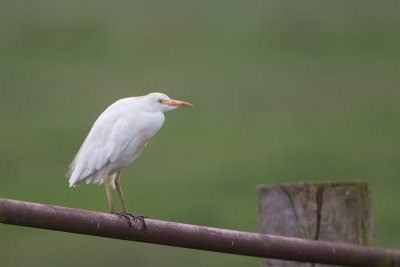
(257, 181), (373, 267)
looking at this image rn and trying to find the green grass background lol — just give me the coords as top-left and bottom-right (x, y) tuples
(1, 1), (399, 266)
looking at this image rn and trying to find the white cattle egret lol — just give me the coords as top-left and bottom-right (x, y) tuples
(67, 92), (192, 227)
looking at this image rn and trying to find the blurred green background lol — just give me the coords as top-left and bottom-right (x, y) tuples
(1, 1), (399, 266)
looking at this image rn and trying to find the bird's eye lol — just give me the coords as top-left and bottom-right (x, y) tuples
(158, 99), (163, 103)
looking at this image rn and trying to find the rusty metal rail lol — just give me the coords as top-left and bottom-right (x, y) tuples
(0, 198), (399, 266)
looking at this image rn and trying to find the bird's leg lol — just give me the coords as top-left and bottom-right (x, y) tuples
(115, 170), (147, 229)
(115, 170), (128, 214)
(104, 171), (135, 227)
(103, 172), (116, 213)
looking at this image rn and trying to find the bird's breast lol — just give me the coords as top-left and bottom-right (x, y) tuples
(139, 112), (165, 138)
(114, 112), (164, 167)
(134, 131), (150, 156)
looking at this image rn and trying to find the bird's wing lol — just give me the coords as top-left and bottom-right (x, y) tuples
(68, 107), (133, 187)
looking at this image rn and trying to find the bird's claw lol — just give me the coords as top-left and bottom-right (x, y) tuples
(111, 210), (148, 229)
(126, 213), (148, 229)
(126, 212), (148, 222)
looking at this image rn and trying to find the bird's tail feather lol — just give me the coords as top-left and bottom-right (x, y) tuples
(68, 167), (116, 189)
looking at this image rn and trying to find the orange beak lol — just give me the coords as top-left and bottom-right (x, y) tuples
(164, 99), (193, 107)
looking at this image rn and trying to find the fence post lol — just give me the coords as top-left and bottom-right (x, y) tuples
(257, 181), (373, 267)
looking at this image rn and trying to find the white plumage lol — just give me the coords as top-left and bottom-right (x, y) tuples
(67, 92), (192, 226)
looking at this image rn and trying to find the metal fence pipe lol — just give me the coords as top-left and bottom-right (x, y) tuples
(0, 198), (399, 266)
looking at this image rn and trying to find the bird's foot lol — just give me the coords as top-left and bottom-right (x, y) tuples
(126, 212), (148, 229)
(111, 210), (148, 229)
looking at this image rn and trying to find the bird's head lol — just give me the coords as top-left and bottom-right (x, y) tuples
(140, 92), (193, 112)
